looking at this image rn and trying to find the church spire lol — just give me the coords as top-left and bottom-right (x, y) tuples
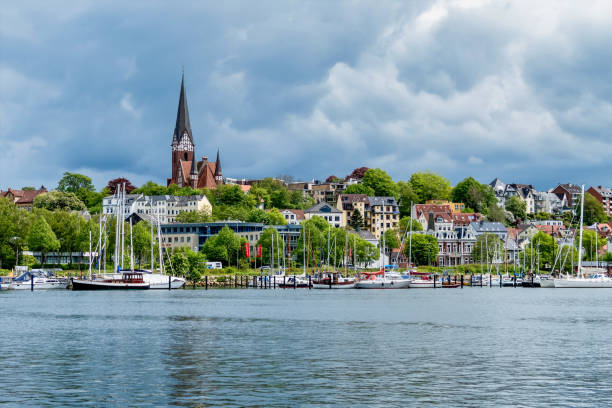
(214, 149), (223, 183)
(174, 73), (193, 144)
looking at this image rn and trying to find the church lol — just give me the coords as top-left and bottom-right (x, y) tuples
(167, 75), (223, 189)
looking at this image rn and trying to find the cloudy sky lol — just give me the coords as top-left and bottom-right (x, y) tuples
(2, 0), (612, 191)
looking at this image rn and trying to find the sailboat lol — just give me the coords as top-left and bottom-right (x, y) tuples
(554, 185), (612, 288)
(312, 224), (356, 289)
(72, 184), (150, 290)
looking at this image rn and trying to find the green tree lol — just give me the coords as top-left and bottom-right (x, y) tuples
(201, 225), (246, 267)
(343, 184), (375, 196)
(27, 215), (60, 264)
(397, 181), (419, 217)
(34, 191), (86, 211)
(348, 209), (365, 231)
(175, 210), (211, 223)
(399, 216), (423, 236)
(133, 181), (170, 196)
(40, 209), (81, 265)
(57, 172), (95, 193)
(170, 251), (189, 277)
(471, 233), (505, 264)
(404, 234), (438, 266)
(361, 168), (398, 197)
(451, 177), (496, 213)
(505, 196), (526, 222)
(486, 204), (508, 224)
(215, 184), (247, 206)
(380, 229), (400, 258)
(131, 221), (152, 267)
(580, 229), (606, 261)
(257, 227), (284, 268)
(584, 193), (607, 225)
(408, 172), (451, 202)
(266, 208), (287, 225)
(0, 197), (34, 269)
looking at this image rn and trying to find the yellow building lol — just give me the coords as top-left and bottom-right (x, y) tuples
(425, 200), (465, 213)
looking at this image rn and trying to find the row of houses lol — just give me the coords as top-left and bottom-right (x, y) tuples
(102, 194), (212, 223)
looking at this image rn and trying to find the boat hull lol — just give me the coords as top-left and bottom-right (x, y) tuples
(71, 279), (150, 290)
(8, 281), (68, 290)
(312, 282), (355, 289)
(539, 279), (555, 288)
(553, 278), (612, 288)
(355, 280), (411, 289)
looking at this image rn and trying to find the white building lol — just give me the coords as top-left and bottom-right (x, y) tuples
(304, 202), (344, 228)
(102, 194), (212, 223)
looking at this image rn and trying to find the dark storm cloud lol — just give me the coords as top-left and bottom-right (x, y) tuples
(1, 1), (612, 192)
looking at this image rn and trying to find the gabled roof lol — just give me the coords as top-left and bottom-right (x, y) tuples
(556, 183), (582, 194)
(281, 209), (305, 219)
(470, 221), (507, 233)
(414, 204), (452, 218)
(305, 202), (341, 213)
(451, 212), (482, 225)
(367, 196), (398, 206)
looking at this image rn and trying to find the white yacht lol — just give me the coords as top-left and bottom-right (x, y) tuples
(8, 270), (69, 290)
(136, 270), (186, 289)
(355, 271), (411, 289)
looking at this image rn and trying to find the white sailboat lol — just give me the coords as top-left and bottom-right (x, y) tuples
(554, 185), (612, 288)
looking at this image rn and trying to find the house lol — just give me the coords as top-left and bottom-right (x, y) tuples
(468, 221), (507, 241)
(533, 191), (566, 214)
(587, 186), (612, 216)
(424, 200), (465, 213)
(336, 194), (400, 238)
(0, 187), (48, 211)
(551, 183), (582, 208)
(280, 209), (305, 225)
(304, 202), (344, 228)
(337, 194), (369, 225)
(103, 194), (212, 223)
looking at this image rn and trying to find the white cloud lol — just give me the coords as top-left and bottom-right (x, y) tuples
(120, 93), (141, 118)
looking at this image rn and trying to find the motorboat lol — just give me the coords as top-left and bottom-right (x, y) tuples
(409, 272), (439, 288)
(72, 272), (150, 290)
(521, 275), (542, 288)
(7, 270), (69, 290)
(312, 273), (356, 289)
(355, 270), (411, 289)
(539, 276), (555, 288)
(278, 275), (311, 288)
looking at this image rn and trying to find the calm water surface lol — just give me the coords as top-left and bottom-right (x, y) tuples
(1, 288), (612, 407)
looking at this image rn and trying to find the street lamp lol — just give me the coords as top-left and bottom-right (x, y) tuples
(11, 236), (20, 266)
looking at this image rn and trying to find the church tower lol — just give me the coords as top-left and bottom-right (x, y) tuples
(214, 149), (223, 184)
(169, 74), (195, 187)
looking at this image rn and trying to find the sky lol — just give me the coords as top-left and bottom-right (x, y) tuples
(2, 0), (612, 192)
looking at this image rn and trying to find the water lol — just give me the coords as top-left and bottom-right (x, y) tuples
(1, 288), (612, 407)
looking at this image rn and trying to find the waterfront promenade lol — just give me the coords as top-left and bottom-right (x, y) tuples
(1, 289), (611, 407)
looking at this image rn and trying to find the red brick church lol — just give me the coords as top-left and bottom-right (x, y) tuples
(167, 75), (223, 189)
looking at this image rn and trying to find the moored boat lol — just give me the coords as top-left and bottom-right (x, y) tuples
(7, 270), (69, 290)
(312, 273), (356, 289)
(72, 272), (150, 290)
(355, 270), (411, 289)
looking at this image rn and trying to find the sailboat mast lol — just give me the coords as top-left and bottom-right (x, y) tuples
(408, 201), (413, 267)
(382, 202), (386, 273)
(129, 219), (134, 271)
(150, 199), (154, 271)
(157, 214), (164, 275)
(577, 185), (585, 278)
(88, 229), (92, 278)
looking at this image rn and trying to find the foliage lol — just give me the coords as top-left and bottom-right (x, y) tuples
(170, 252), (189, 277)
(175, 210), (211, 223)
(346, 167), (369, 180)
(506, 196), (526, 222)
(397, 181), (419, 217)
(471, 233), (505, 263)
(0, 197), (33, 269)
(34, 191), (86, 211)
(343, 184), (375, 196)
(27, 215), (60, 264)
(201, 225), (247, 267)
(106, 178), (137, 194)
(380, 229), (400, 252)
(57, 172), (95, 193)
(408, 172), (451, 202)
(580, 229), (606, 261)
(361, 168), (398, 197)
(257, 228), (284, 267)
(404, 234), (438, 266)
(266, 208), (287, 225)
(451, 177), (496, 213)
(534, 212), (552, 221)
(348, 209), (365, 230)
(171, 247), (206, 281)
(131, 221), (152, 267)
(325, 175), (344, 183)
(584, 193), (608, 225)
(398, 217), (423, 236)
(486, 204), (511, 225)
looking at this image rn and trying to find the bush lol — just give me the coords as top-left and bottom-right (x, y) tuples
(0, 269), (11, 276)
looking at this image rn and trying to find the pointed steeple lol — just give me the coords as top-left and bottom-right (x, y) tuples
(214, 149), (222, 179)
(174, 73), (192, 144)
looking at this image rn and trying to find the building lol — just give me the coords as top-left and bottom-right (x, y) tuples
(533, 191), (566, 214)
(167, 75), (223, 189)
(467, 221), (507, 241)
(0, 187), (48, 211)
(551, 183), (582, 208)
(336, 194), (369, 226)
(588, 186), (612, 216)
(102, 194), (212, 223)
(424, 200), (465, 213)
(159, 221), (302, 259)
(280, 209), (305, 225)
(304, 202), (344, 228)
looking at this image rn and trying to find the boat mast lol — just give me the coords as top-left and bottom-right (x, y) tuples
(303, 227), (306, 275)
(408, 201), (413, 268)
(157, 214), (164, 275)
(129, 219), (134, 272)
(327, 223), (331, 273)
(382, 201), (386, 273)
(88, 229), (92, 279)
(97, 214), (103, 275)
(120, 183), (125, 270)
(150, 199), (154, 271)
(577, 185), (585, 278)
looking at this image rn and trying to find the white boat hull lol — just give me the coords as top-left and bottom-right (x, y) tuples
(410, 279), (437, 288)
(539, 279), (555, 288)
(554, 278), (612, 288)
(8, 280), (68, 290)
(312, 282), (355, 289)
(355, 280), (411, 289)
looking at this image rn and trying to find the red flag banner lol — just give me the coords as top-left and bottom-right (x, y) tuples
(244, 242), (250, 258)
(348, 248), (352, 258)
(256, 245), (262, 258)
